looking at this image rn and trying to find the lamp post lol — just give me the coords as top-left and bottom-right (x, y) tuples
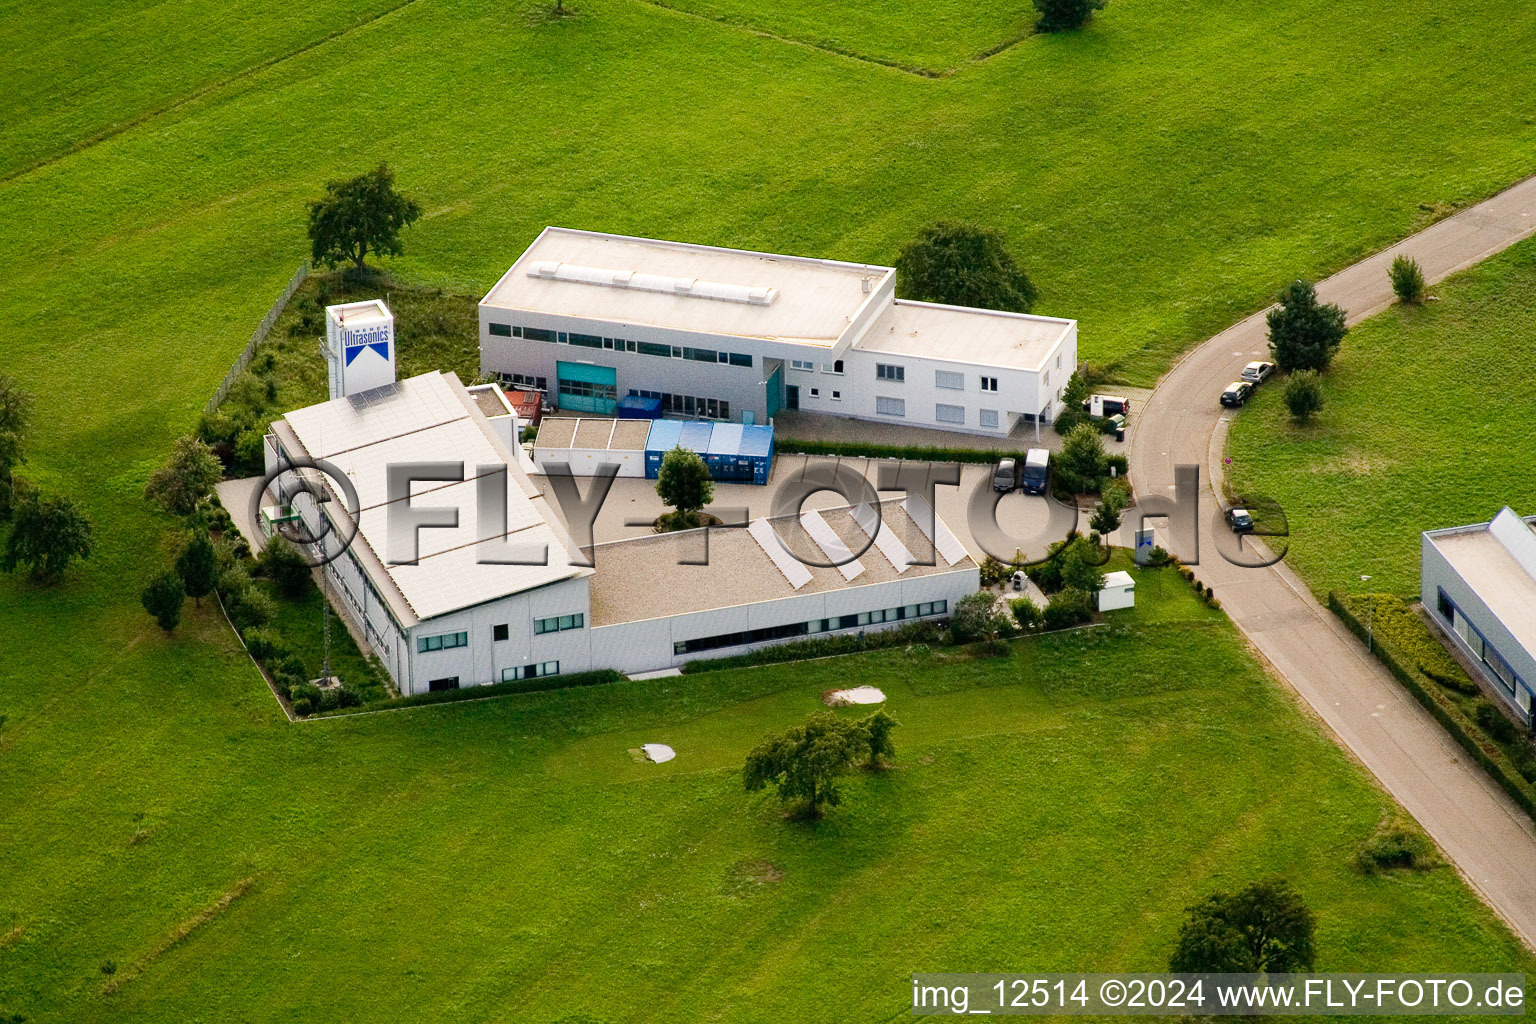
(1360, 575), (1373, 652)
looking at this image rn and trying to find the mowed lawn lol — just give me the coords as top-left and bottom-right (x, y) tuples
(2, 600), (1529, 1022)
(1226, 238), (1536, 599)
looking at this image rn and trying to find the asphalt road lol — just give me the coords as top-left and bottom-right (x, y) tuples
(1127, 174), (1536, 946)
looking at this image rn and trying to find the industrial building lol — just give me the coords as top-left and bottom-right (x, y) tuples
(262, 370), (978, 695)
(478, 228), (1078, 437)
(1422, 507), (1536, 723)
(532, 416), (776, 484)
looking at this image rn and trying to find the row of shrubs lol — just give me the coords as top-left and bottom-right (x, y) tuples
(682, 621), (947, 674)
(1330, 592), (1536, 816)
(306, 668), (626, 717)
(1175, 565), (1223, 610)
(774, 438), (1011, 465)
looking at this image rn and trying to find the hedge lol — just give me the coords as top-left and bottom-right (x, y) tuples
(1329, 592), (1536, 817)
(682, 620), (945, 674)
(306, 668), (626, 717)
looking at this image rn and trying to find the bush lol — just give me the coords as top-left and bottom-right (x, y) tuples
(1143, 545), (1175, 568)
(1283, 370), (1325, 423)
(259, 535), (312, 598)
(1474, 700), (1518, 744)
(223, 583), (275, 631)
(140, 570), (186, 631)
(1355, 824), (1435, 874)
(291, 696), (314, 716)
(1010, 596), (1042, 631)
(274, 653), (309, 681)
(1389, 255), (1426, 304)
(950, 591), (1015, 643)
(241, 627), (289, 663)
(1267, 280), (1346, 373)
(978, 555), (1017, 587)
(1055, 423), (1107, 494)
(1034, 0), (1105, 32)
(681, 621), (945, 674)
(1043, 587), (1094, 630)
(1052, 407), (1084, 436)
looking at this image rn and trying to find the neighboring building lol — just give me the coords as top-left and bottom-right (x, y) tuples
(478, 228), (1077, 437)
(1422, 507), (1536, 722)
(263, 371), (978, 695)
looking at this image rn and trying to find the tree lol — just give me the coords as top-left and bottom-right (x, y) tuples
(1056, 423), (1107, 494)
(176, 532), (218, 605)
(655, 446), (714, 530)
(950, 590), (1013, 642)
(1088, 487), (1127, 541)
(1034, 0), (1105, 32)
(743, 713), (866, 818)
(259, 534), (312, 598)
(1168, 879), (1317, 974)
(2, 488), (93, 583)
(1283, 370), (1325, 424)
(0, 373), (32, 519)
(895, 222), (1037, 313)
(1060, 541), (1107, 593)
(1267, 280), (1346, 373)
(141, 570), (186, 631)
(1388, 255), (1426, 304)
(144, 436), (223, 517)
(858, 710), (900, 768)
(307, 163), (422, 274)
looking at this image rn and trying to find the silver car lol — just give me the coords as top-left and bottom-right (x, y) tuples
(1241, 360), (1276, 384)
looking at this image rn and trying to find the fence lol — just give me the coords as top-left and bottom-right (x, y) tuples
(203, 262), (309, 415)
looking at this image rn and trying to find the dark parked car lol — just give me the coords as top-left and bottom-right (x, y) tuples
(993, 458), (1020, 493)
(1241, 360), (1276, 384)
(1220, 381), (1254, 407)
(1225, 507), (1255, 532)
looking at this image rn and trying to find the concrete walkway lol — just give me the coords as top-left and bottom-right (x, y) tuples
(1128, 174), (1536, 946)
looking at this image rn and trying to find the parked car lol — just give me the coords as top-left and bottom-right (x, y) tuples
(1220, 381), (1254, 407)
(1082, 394), (1130, 417)
(993, 458), (1020, 493)
(1225, 507), (1255, 532)
(1021, 448), (1050, 494)
(1241, 360), (1276, 385)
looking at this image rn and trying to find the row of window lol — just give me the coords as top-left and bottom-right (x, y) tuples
(671, 600), (949, 656)
(426, 664), (563, 691)
(419, 613), (586, 654)
(868, 398), (997, 429)
(629, 389), (732, 421)
(558, 378), (618, 402)
(489, 323), (753, 368)
(535, 613), (585, 635)
(1437, 589), (1532, 714)
(500, 372), (547, 392)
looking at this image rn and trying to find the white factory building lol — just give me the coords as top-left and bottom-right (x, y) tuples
(262, 371), (978, 695)
(1422, 507), (1536, 723)
(477, 228), (1078, 436)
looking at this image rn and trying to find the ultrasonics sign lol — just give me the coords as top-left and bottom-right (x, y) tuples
(343, 323), (391, 366)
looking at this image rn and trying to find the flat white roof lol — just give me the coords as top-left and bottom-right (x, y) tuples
(1428, 508), (1536, 658)
(278, 371), (588, 625)
(326, 299), (391, 327)
(854, 299), (1073, 371)
(481, 227), (893, 348)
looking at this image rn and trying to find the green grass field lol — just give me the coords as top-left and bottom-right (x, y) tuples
(6, 0), (1536, 1016)
(1227, 238), (1536, 599)
(3, 587), (1529, 1021)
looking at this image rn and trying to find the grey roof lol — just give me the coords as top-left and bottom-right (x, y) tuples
(1426, 507), (1536, 658)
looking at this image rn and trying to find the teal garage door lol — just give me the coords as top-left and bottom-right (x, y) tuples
(557, 361), (618, 415)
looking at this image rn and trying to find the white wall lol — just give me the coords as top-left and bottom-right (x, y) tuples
(533, 446), (645, 477)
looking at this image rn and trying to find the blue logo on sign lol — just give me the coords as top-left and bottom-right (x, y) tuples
(343, 326), (390, 366)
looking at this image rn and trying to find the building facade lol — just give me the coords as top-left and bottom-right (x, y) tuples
(1422, 507), (1536, 723)
(478, 228), (1077, 437)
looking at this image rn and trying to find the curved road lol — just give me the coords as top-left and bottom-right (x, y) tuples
(1127, 176), (1536, 945)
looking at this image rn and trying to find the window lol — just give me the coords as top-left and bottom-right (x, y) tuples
(935, 370), (964, 390)
(831, 390), (841, 401)
(503, 662), (559, 682)
(506, 373), (547, 392)
(603, 337), (615, 349)
(683, 347), (718, 363)
(790, 359), (815, 371)
(671, 603), (949, 655)
(534, 612), (585, 635)
(636, 341), (671, 358)
(1437, 588), (1454, 622)
(523, 327), (556, 343)
(729, 352), (752, 368)
(489, 322), (512, 337)
(417, 630), (468, 654)
(568, 332), (604, 349)
(876, 363), (905, 382)
(980, 376), (999, 392)
(825, 360), (844, 375)
(875, 396), (906, 417)
(493, 623), (509, 642)
(979, 409), (999, 429)
(1044, 371), (1050, 388)
(1056, 354), (1062, 370)
(428, 676), (460, 692)
(558, 378), (617, 403)
(935, 403), (965, 425)
(809, 388), (820, 398)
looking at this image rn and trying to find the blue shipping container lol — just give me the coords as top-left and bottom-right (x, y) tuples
(643, 419), (774, 484)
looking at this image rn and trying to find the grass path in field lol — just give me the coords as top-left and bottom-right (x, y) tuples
(1, 612), (1529, 1021)
(1227, 237), (1536, 598)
